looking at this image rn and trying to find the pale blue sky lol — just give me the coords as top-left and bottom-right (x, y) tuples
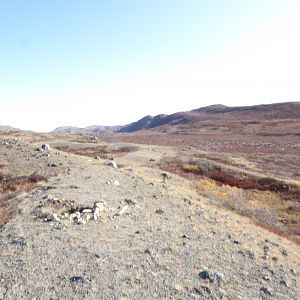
(0, 0), (299, 131)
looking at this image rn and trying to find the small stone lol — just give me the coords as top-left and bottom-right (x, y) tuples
(41, 144), (50, 151)
(70, 276), (86, 284)
(263, 275), (271, 281)
(12, 237), (26, 247)
(107, 161), (118, 168)
(290, 269), (297, 276)
(81, 208), (93, 214)
(112, 180), (120, 186)
(280, 249), (288, 256)
(50, 213), (60, 222)
(246, 251), (255, 259)
(280, 280), (289, 287)
(69, 212), (80, 220)
(115, 205), (128, 216)
(161, 172), (171, 179)
(95, 156), (100, 160)
(199, 269), (224, 286)
(69, 185), (79, 189)
(155, 208), (164, 215)
(184, 198), (192, 205)
(124, 198), (137, 205)
(194, 286), (212, 296)
(47, 195), (59, 202)
(48, 163), (57, 167)
(92, 202), (105, 221)
(260, 287), (274, 296)
(77, 218), (86, 225)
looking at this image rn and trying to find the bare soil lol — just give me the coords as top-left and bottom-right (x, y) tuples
(0, 132), (299, 299)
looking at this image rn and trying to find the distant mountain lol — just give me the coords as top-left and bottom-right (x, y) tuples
(0, 125), (21, 131)
(51, 102), (300, 135)
(119, 102), (300, 133)
(52, 125), (121, 134)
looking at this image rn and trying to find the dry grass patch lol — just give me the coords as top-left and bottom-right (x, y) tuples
(55, 145), (138, 159)
(158, 156), (300, 244)
(0, 172), (45, 225)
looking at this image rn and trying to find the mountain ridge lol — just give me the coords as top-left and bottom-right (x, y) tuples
(50, 102), (300, 135)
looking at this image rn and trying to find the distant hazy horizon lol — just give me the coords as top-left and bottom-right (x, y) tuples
(1, 1), (299, 132)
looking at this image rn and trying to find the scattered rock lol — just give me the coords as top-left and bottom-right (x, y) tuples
(280, 280), (289, 287)
(95, 156), (100, 160)
(107, 161), (118, 168)
(155, 208), (164, 215)
(115, 205), (128, 216)
(70, 276), (87, 284)
(280, 249), (288, 256)
(263, 275), (271, 281)
(41, 144), (50, 151)
(199, 269), (225, 286)
(77, 217), (86, 225)
(44, 213), (60, 222)
(194, 286), (213, 296)
(48, 163), (57, 167)
(260, 287), (274, 296)
(183, 198), (192, 205)
(12, 237), (26, 248)
(112, 180), (120, 186)
(290, 269), (297, 276)
(93, 201), (105, 221)
(69, 185), (79, 189)
(124, 198), (137, 205)
(47, 194), (59, 202)
(81, 208), (93, 214)
(161, 172), (171, 179)
(161, 172), (171, 183)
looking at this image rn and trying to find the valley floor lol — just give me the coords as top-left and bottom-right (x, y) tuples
(0, 135), (299, 299)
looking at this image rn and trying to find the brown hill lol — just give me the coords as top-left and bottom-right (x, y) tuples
(119, 102), (300, 135)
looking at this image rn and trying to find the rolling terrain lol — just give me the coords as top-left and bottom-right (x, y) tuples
(52, 102), (300, 136)
(0, 101), (299, 299)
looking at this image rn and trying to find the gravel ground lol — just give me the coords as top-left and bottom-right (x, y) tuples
(0, 137), (299, 299)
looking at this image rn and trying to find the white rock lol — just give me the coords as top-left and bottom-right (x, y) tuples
(94, 201), (105, 211)
(45, 213), (60, 222)
(112, 180), (120, 186)
(77, 218), (86, 225)
(107, 161), (118, 168)
(41, 144), (50, 151)
(82, 209), (93, 213)
(116, 205), (128, 216)
(93, 207), (100, 221)
(47, 194), (59, 202)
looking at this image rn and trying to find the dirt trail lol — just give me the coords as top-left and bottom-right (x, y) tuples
(0, 138), (299, 299)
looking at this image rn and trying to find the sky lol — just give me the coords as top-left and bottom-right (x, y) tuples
(0, 0), (299, 132)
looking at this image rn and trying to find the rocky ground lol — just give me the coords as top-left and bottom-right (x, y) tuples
(0, 136), (299, 299)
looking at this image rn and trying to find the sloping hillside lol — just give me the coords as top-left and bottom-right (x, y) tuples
(50, 102), (300, 136)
